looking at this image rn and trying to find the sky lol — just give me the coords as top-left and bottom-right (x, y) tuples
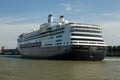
(0, 0), (120, 48)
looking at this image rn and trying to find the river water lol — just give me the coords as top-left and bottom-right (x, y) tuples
(0, 55), (120, 80)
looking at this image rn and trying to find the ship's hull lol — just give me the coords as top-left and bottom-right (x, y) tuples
(18, 45), (107, 61)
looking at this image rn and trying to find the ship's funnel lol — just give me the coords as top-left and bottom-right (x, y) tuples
(60, 15), (65, 23)
(48, 14), (53, 23)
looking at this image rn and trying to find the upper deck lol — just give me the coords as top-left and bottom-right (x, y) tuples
(17, 14), (106, 48)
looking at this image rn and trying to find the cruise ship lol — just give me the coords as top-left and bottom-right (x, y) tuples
(17, 14), (107, 60)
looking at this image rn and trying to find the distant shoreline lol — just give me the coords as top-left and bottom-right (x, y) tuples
(106, 51), (120, 57)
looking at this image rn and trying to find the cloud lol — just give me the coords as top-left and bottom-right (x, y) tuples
(0, 23), (40, 48)
(100, 12), (120, 18)
(117, 34), (120, 38)
(0, 16), (43, 24)
(101, 22), (120, 45)
(61, 3), (72, 11)
(0, 17), (27, 24)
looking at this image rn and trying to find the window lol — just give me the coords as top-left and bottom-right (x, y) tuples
(71, 38), (104, 42)
(23, 27), (65, 41)
(71, 26), (101, 30)
(20, 42), (41, 49)
(56, 39), (62, 42)
(50, 37), (54, 39)
(71, 33), (102, 37)
(71, 29), (101, 33)
(55, 43), (62, 45)
(56, 35), (63, 38)
(45, 44), (53, 46)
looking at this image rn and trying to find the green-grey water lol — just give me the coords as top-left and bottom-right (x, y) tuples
(0, 55), (120, 80)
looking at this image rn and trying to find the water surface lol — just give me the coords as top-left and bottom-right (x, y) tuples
(0, 55), (120, 80)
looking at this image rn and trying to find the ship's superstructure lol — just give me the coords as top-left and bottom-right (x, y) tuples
(17, 14), (107, 60)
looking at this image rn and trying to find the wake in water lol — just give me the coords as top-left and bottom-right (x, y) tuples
(104, 57), (120, 61)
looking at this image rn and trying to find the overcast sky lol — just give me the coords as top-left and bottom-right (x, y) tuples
(0, 0), (120, 48)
